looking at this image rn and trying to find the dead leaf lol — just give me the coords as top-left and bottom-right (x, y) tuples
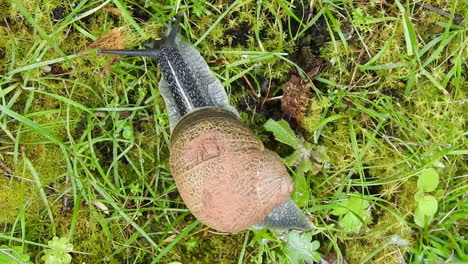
(307, 65), (322, 79)
(88, 27), (125, 51)
(102, 7), (122, 17)
(321, 252), (348, 264)
(281, 75), (313, 122)
(88, 28), (127, 75)
(92, 200), (110, 215)
(163, 234), (177, 244)
(98, 55), (119, 76)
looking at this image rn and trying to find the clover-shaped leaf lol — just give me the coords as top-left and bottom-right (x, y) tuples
(418, 195), (438, 216)
(340, 213), (363, 233)
(414, 168), (440, 227)
(41, 237), (73, 264)
(417, 168), (439, 192)
(284, 232), (321, 264)
(414, 195), (438, 227)
(414, 207), (427, 228)
(331, 194), (370, 233)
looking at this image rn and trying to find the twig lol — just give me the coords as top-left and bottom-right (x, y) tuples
(0, 159), (37, 183)
(0, 160), (14, 177)
(264, 95), (283, 102)
(420, 3), (465, 25)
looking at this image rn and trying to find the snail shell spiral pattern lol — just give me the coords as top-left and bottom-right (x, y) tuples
(170, 107), (293, 232)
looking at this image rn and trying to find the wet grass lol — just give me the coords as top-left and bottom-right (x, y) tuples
(0, 0), (467, 263)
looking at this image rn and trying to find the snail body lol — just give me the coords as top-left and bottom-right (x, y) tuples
(100, 15), (311, 233)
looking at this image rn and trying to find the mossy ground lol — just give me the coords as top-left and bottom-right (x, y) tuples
(0, 0), (466, 263)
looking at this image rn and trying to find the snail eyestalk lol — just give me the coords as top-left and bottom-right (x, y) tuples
(98, 48), (159, 57)
(165, 13), (183, 46)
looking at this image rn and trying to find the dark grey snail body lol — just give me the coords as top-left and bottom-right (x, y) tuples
(149, 45), (210, 114)
(100, 15), (311, 232)
(100, 19), (212, 119)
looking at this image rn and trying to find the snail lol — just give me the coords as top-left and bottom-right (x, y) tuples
(99, 15), (312, 233)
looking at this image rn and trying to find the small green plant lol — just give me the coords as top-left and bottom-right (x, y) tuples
(115, 119), (134, 141)
(331, 193), (370, 233)
(351, 8), (375, 29)
(41, 237), (74, 264)
(284, 232), (321, 264)
(185, 236), (200, 251)
(191, 0), (210, 17)
(413, 168), (440, 228)
(264, 119), (329, 207)
(0, 245), (33, 264)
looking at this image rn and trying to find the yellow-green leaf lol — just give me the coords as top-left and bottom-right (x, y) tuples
(418, 195), (438, 216)
(417, 168), (440, 192)
(264, 119), (301, 149)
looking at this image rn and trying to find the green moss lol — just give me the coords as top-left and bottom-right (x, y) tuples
(0, 0), (10, 20)
(172, 233), (245, 264)
(0, 179), (29, 224)
(407, 84), (465, 145)
(54, 209), (121, 263)
(300, 97), (330, 134)
(321, 117), (354, 170)
(0, 143), (65, 224)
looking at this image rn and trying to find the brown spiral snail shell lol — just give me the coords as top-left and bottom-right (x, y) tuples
(170, 107), (293, 232)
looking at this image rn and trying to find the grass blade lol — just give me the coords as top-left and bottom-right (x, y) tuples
(0, 105), (64, 146)
(23, 156), (56, 234)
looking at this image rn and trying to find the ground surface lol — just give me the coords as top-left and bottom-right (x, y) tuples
(0, 0), (466, 263)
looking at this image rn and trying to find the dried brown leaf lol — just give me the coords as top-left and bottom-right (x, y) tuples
(98, 55), (119, 76)
(101, 7), (122, 17)
(281, 75), (313, 121)
(88, 27), (125, 51)
(88, 27), (127, 75)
